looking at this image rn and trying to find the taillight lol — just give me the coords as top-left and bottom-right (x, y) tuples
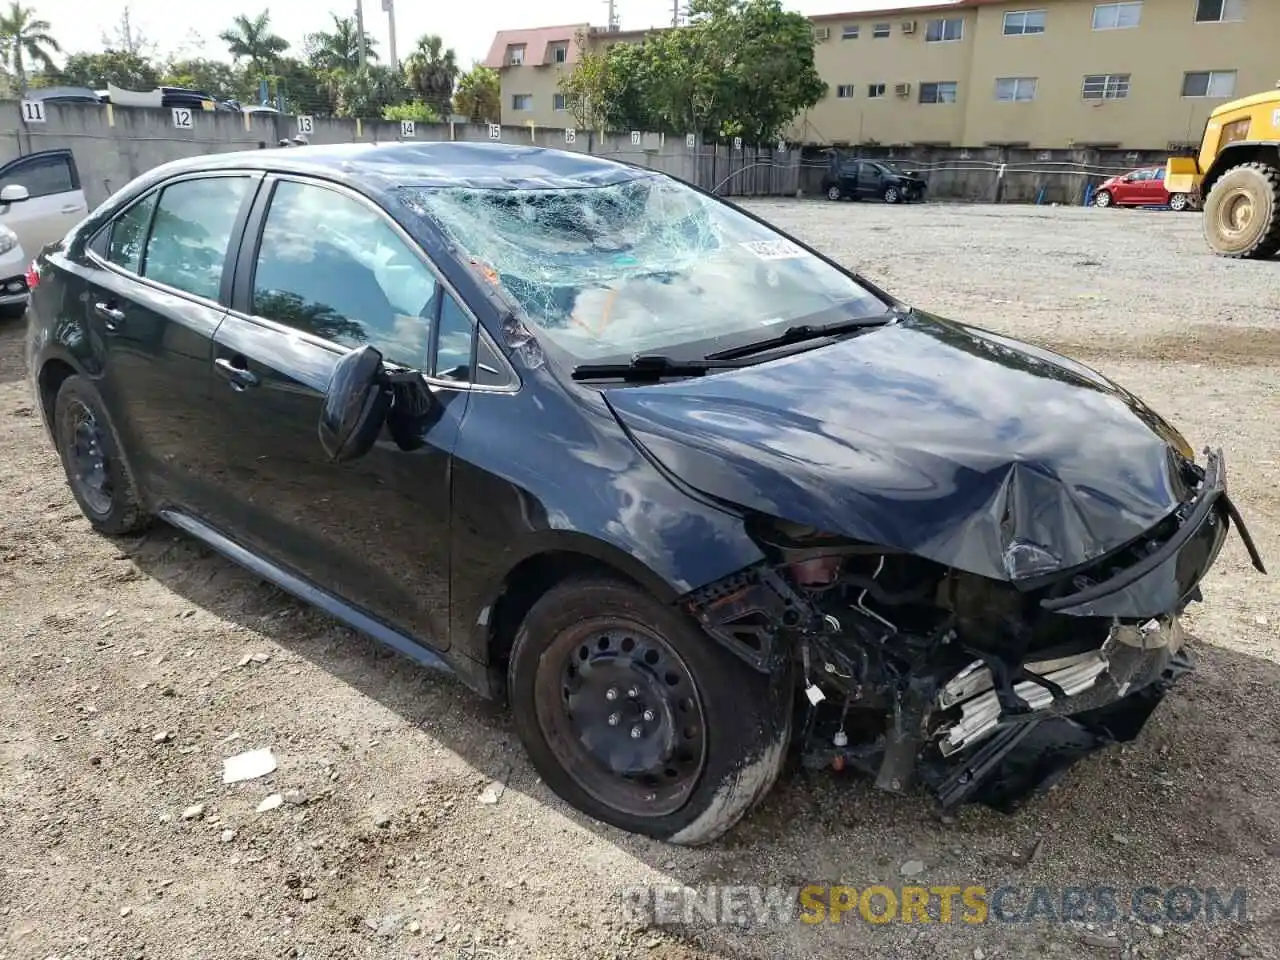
(24, 259), (38, 291)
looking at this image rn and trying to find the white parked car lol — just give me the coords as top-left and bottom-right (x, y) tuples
(0, 148), (88, 318)
(0, 148), (89, 254)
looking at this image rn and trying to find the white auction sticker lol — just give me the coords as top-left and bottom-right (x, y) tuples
(740, 239), (807, 260)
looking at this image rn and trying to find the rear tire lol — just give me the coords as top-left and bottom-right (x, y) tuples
(1203, 162), (1280, 259)
(508, 577), (791, 845)
(53, 375), (151, 536)
(826, 185), (843, 201)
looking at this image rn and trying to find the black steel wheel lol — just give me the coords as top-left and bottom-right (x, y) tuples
(537, 618), (707, 817)
(53, 374), (150, 535)
(508, 577), (792, 845)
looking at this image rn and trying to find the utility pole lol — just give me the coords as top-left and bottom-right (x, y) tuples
(382, 0), (398, 72)
(355, 0), (368, 71)
(672, 0), (679, 27)
(605, 0), (619, 30)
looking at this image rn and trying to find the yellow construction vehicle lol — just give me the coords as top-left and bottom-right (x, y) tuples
(1166, 89), (1280, 259)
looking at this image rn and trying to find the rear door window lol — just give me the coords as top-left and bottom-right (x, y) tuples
(143, 176), (252, 300)
(251, 180), (438, 368)
(106, 194), (159, 274)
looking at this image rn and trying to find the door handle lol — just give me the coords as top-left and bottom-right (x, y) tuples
(61, 204), (83, 214)
(214, 356), (260, 391)
(94, 301), (125, 331)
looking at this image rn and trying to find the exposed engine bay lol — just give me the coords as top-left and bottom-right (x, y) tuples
(683, 449), (1266, 811)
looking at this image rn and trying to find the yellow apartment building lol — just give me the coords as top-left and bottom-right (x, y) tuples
(485, 0), (1279, 149)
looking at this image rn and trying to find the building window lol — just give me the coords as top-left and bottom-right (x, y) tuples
(872, 22), (890, 37)
(995, 77), (1038, 101)
(511, 93), (532, 111)
(867, 82), (886, 98)
(842, 24), (859, 38)
(1182, 70), (1237, 97)
(836, 84), (856, 98)
(552, 93), (567, 111)
(506, 44), (526, 65)
(1092, 2), (1142, 29)
(1002, 9), (1046, 34)
(551, 44), (568, 63)
(925, 17), (964, 41)
(1081, 73), (1131, 100)
(1194, 0), (1244, 22)
(919, 81), (958, 104)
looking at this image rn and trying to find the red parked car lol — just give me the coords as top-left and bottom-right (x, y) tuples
(1094, 166), (1193, 211)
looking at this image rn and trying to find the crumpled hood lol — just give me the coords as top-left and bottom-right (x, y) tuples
(604, 311), (1196, 583)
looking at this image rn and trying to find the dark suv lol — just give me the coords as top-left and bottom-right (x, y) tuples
(822, 159), (928, 203)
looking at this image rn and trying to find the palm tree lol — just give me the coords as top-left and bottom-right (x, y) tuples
(218, 10), (289, 76)
(304, 14), (377, 73)
(0, 2), (60, 94)
(454, 65), (500, 123)
(403, 34), (458, 118)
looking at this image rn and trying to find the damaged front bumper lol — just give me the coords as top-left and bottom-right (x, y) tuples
(923, 615), (1193, 811)
(685, 448), (1263, 813)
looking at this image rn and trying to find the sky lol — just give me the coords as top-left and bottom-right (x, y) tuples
(31, 0), (956, 71)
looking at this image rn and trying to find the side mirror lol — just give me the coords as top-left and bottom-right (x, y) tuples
(319, 344), (391, 462)
(0, 184), (29, 204)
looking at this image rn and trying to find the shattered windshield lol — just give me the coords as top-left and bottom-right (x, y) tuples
(402, 176), (886, 362)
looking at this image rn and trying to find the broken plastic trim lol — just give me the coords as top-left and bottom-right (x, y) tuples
(1041, 448), (1263, 613)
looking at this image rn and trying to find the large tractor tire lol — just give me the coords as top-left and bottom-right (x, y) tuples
(1202, 162), (1280, 259)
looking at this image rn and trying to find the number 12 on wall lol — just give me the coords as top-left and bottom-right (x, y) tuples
(172, 108), (194, 129)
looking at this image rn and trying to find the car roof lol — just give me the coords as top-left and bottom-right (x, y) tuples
(143, 141), (651, 194)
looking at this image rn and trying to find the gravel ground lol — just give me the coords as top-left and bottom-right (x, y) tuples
(2, 200), (1278, 960)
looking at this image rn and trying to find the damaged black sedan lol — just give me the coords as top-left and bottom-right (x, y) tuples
(27, 143), (1265, 846)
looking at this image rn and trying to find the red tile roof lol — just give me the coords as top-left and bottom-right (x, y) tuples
(482, 24), (587, 69)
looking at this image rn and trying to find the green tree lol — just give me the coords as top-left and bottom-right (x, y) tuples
(161, 57), (245, 100)
(56, 50), (159, 90)
(583, 0), (825, 142)
(403, 34), (458, 119)
(265, 56), (336, 115)
(382, 100), (439, 123)
(454, 64), (500, 123)
(557, 36), (615, 132)
(219, 10), (289, 75)
(334, 65), (407, 118)
(303, 14), (377, 73)
(710, 0), (826, 142)
(0, 2), (60, 94)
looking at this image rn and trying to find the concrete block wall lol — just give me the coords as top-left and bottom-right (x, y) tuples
(0, 100), (801, 207)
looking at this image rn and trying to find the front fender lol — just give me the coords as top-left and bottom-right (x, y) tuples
(446, 366), (767, 665)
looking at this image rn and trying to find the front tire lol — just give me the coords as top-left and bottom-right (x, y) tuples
(508, 577), (791, 845)
(53, 374), (151, 536)
(883, 185), (901, 204)
(1094, 189), (1113, 208)
(825, 185), (843, 201)
(1168, 192), (1190, 212)
(1202, 162), (1280, 259)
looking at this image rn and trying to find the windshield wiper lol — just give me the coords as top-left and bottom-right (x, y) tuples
(571, 354), (746, 381)
(705, 312), (897, 362)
